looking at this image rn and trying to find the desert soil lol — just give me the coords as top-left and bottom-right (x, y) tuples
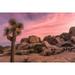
(0, 51), (75, 62)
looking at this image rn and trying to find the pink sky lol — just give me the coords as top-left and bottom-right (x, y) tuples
(18, 13), (75, 39)
(0, 13), (75, 45)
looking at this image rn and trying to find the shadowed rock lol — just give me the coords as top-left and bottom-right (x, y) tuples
(43, 35), (58, 45)
(28, 35), (41, 43)
(69, 27), (75, 36)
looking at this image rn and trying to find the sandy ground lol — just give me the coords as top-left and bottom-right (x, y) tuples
(0, 52), (75, 62)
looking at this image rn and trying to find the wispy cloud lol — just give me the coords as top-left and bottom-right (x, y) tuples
(0, 13), (75, 45)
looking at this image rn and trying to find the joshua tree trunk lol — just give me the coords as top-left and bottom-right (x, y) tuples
(10, 31), (16, 62)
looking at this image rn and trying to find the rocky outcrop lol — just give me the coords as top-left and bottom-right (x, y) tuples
(71, 36), (75, 44)
(20, 38), (29, 44)
(2, 26), (75, 56)
(61, 42), (73, 47)
(17, 43), (29, 50)
(16, 38), (30, 50)
(55, 36), (64, 46)
(43, 35), (58, 45)
(69, 27), (75, 36)
(60, 33), (71, 41)
(41, 41), (64, 56)
(28, 35), (41, 43)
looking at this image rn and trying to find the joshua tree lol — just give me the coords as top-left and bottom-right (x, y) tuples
(4, 19), (23, 62)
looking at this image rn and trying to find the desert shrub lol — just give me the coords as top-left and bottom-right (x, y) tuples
(61, 43), (73, 52)
(62, 47), (73, 52)
(61, 43), (73, 47)
(0, 50), (3, 54)
(33, 44), (43, 53)
(16, 52), (22, 55)
(50, 49), (56, 54)
(66, 47), (72, 52)
(16, 50), (29, 55)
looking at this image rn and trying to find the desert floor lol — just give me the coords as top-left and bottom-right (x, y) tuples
(0, 51), (75, 62)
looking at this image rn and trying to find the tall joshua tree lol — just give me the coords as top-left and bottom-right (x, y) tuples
(4, 19), (23, 62)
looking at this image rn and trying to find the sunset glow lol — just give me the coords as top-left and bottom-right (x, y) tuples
(0, 13), (75, 45)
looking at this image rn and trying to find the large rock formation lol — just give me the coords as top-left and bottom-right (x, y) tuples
(17, 36), (41, 50)
(0, 46), (3, 50)
(71, 36), (75, 44)
(55, 36), (64, 46)
(28, 35), (41, 43)
(68, 27), (75, 44)
(60, 33), (71, 41)
(20, 38), (29, 44)
(17, 43), (29, 50)
(43, 35), (58, 45)
(41, 41), (64, 55)
(17, 38), (29, 50)
(69, 27), (75, 36)
(9, 26), (75, 55)
(61, 42), (73, 47)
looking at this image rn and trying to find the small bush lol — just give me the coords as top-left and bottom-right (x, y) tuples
(33, 44), (43, 53)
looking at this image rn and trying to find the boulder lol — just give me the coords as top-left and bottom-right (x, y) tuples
(17, 38), (30, 50)
(60, 33), (71, 41)
(41, 41), (64, 55)
(61, 42), (73, 47)
(17, 43), (29, 50)
(55, 36), (64, 46)
(20, 38), (29, 45)
(28, 35), (41, 43)
(71, 36), (75, 44)
(43, 35), (58, 45)
(69, 27), (75, 36)
(60, 42), (73, 52)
